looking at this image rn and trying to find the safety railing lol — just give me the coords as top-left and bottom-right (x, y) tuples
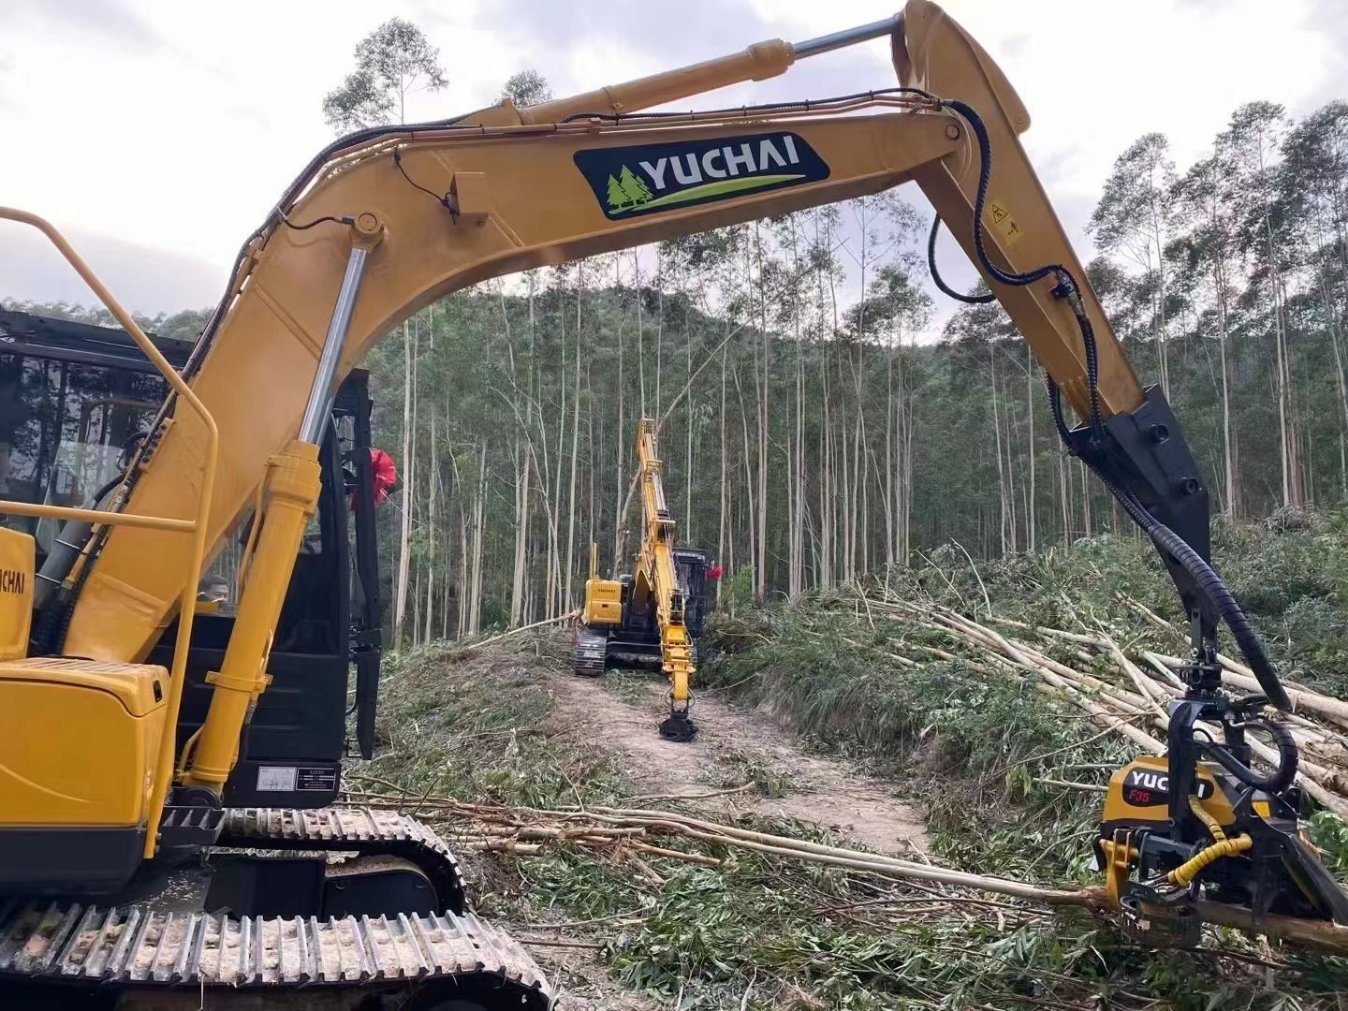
(0, 208), (220, 859)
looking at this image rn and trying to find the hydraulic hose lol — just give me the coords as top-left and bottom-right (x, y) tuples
(1094, 474), (1292, 713)
(1167, 834), (1253, 887)
(1188, 795), (1226, 842)
(936, 96), (1292, 714)
(1204, 715), (1300, 794)
(927, 215), (994, 305)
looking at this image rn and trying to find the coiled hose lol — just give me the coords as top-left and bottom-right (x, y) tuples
(1168, 834), (1253, 887)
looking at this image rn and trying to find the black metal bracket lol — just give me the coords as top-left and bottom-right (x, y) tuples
(1068, 385), (1214, 639)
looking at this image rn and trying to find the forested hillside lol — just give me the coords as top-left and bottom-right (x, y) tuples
(353, 98), (1348, 648)
(11, 99), (1348, 649)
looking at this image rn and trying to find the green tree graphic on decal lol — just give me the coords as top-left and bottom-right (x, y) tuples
(618, 165), (653, 205)
(606, 174), (630, 210)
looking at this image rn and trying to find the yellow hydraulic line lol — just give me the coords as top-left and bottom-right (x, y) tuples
(0, 208), (220, 860)
(1168, 835), (1253, 887)
(1189, 795), (1226, 842)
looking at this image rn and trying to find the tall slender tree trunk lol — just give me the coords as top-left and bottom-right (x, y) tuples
(393, 319), (416, 650)
(718, 338), (728, 577)
(1024, 345), (1036, 553)
(564, 273), (583, 609)
(754, 222), (769, 601)
(424, 411), (437, 643)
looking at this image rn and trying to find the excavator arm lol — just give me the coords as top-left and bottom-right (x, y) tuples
(31, 2), (1312, 927)
(632, 419), (699, 739)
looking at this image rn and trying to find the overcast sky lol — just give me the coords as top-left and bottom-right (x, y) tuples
(2, 0), (1346, 325)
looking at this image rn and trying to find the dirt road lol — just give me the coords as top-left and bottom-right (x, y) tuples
(545, 668), (929, 856)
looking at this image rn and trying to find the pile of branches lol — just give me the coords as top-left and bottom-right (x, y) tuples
(834, 587), (1348, 820)
(341, 783), (1348, 951)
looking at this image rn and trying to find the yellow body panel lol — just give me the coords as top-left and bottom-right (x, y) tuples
(0, 659), (166, 826)
(1102, 754), (1239, 829)
(584, 578), (624, 626)
(0, 528), (34, 661)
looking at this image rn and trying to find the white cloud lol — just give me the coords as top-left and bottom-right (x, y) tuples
(1, 0), (1344, 323)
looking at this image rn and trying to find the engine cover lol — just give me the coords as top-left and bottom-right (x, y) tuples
(0, 657), (167, 893)
(1099, 754), (1348, 924)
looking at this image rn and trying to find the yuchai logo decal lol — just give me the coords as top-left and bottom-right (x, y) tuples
(574, 132), (830, 220)
(1123, 768), (1215, 805)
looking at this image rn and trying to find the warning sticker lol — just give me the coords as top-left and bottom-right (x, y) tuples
(297, 767), (338, 792)
(257, 766), (298, 792)
(987, 199), (1023, 247)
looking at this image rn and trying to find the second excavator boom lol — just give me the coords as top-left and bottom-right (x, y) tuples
(576, 419), (709, 740)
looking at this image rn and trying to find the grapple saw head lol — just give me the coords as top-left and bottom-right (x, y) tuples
(1096, 644), (1348, 945)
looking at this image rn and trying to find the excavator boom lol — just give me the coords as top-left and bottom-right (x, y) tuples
(62, 2), (1143, 676)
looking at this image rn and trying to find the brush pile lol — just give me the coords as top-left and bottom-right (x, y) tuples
(342, 780), (1348, 950)
(837, 587), (1348, 818)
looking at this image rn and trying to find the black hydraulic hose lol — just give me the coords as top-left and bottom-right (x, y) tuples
(1093, 474), (1292, 712)
(927, 216), (994, 304)
(940, 98), (1292, 712)
(1207, 717), (1299, 794)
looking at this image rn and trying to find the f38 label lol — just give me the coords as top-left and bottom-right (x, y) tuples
(575, 132), (830, 221)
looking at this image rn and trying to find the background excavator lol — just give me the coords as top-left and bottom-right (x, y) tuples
(1, 1), (1345, 1006)
(575, 418), (710, 741)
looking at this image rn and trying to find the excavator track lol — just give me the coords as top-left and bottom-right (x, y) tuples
(218, 807), (469, 913)
(0, 807), (552, 1009)
(572, 628), (609, 677)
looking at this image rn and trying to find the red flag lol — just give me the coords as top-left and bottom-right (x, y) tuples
(353, 448), (398, 510)
(370, 448), (397, 505)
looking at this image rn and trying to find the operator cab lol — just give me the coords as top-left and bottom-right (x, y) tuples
(0, 308), (385, 807)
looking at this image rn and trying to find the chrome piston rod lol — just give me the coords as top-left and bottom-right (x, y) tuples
(298, 245), (368, 443)
(793, 15), (902, 59)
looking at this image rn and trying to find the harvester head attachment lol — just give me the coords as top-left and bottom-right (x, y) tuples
(659, 708), (697, 742)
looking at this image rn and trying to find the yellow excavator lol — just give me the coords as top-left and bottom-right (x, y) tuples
(576, 418), (709, 741)
(1, 2), (1344, 1006)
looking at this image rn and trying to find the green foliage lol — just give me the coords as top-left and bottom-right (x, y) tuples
(721, 566), (756, 615)
(1308, 812), (1348, 878)
(498, 69), (552, 107)
(376, 628), (1348, 1010)
(323, 17), (446, 132)
(371, 642), (627, 808)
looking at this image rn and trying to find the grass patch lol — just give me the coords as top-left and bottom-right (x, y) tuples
(371, 622), (1348, 1009)
(699, 748), (793, 798)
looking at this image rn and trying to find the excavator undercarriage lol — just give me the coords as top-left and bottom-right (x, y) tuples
(0, 809), (548, 1009)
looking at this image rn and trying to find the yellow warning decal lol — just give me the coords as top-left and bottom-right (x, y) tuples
(987, 199), (1023, 247)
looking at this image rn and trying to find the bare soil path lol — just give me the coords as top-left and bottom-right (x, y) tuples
(544, 668), (929, 856)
